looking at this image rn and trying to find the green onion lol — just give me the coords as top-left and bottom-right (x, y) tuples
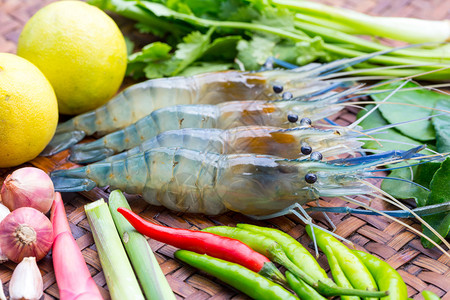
(85, 199), (144, 300)
(108, 190), (176, 300)
(271, 0), (450, 44)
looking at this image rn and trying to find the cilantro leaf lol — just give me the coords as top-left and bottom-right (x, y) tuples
(237, 36), (277, 70)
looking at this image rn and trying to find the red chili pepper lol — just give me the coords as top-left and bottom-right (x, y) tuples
(117, 207), (286, 285)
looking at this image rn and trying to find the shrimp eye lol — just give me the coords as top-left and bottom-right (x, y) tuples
(300, 118), (312, 126)
(287, 114), (299, 123)
(301, 145), (312, 155)
(310, 151), (323, 161)
(305, 173), (317, 184)
(273, 85), (283, 93)
(282, 91), (293, 100)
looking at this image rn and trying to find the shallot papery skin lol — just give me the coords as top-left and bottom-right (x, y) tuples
(1, 167), (54, 214)
(0, 207), (53, 263)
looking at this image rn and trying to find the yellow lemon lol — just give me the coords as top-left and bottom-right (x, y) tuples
(0, 53), (58, 168)
(17, 1), (127, 115)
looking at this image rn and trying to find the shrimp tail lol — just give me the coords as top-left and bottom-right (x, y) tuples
(51, 168), (96, 192)
(40, 130), (86, 156)
(69, 147), (115, 164)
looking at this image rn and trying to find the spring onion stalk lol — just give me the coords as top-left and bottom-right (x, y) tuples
(51, 193), (103, 300)
(271, 0), (450, 44)
(294, 19), (450, 60)
(85, 199), (144, 300)
(108, 190), (176, 300)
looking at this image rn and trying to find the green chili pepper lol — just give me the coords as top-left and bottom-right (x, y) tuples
(174, 250), (299, 300)
(353, 250), (407, 300)
(422, 290), (441, 300)
(285, 271), (328, 300)
(204, 226), (387, 298)
(305, 225), (379, 300)
(325, 246), (360, 300)
(236, 223), (330, 284)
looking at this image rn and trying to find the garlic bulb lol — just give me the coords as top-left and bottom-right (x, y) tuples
(9, 257), (43, 300)
(0, 203), (10, 263)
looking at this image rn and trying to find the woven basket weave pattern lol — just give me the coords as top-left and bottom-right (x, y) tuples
(1, 0), (449, 299)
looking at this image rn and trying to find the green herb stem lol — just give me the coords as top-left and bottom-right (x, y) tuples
(138, 2), (311, 42)
(271, 0), (450, 44)
(294, 19), (450, 61)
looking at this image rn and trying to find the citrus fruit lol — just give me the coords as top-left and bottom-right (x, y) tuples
(0, 53), (58, 168)
(17, 1), (127, 115)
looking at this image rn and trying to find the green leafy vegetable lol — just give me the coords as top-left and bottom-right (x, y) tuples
(381, 162), (441, 206)
(420, 158), (450, 248)
(356, 105), (429, 153)
(433, 99), (450, 153)
(371, 81), (446, 142)
(91, 0), (450, 81)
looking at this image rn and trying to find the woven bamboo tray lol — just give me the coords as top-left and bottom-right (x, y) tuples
(1, 0), (450, 299)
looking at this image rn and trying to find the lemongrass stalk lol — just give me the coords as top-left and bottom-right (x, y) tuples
(51, 193), (103, 300)
(108, 190), (176, 300)
(271, 0), (450, 44)
(85, 199), (144, 300)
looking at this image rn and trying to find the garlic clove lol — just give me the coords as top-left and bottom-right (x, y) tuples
(9, 256), (43, 300)
(0, 277), (6, 300)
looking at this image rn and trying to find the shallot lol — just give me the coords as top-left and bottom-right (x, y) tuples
(1, 167), (54, 214)
(0, 207), (53, 263)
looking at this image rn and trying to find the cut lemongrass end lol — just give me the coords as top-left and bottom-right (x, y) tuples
(85, 199), (144, 300)
(108, 190), (176, 300)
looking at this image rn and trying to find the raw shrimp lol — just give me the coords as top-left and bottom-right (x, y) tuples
(68, 87), (359, 163)
(51, 146), (450, 254)
(96, 126), (362, 163)
(42, 47), (400, 156)
(52, 146), (427, 215)
(41, 70), (342, 156)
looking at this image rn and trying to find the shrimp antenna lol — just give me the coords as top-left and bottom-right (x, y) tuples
(314, 123), (383, 147)
(375, 152), (448, 169)
(341, 193), (450, 258)
(360, 182), (450, 251)
(349, 79), (411, 129)
(357, 83), (450, 95)
(357, 139), (439, 155)
(333, 100), (450, 114)
(359, 112), (449, 135)
(316, 43), (434, 76)
(366, 65), (450, 89)
(363, 176), (430, 191)
(321, 63), (448, 80)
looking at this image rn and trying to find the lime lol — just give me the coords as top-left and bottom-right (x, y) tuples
(17, 1), (127, 115)
(0, 53), (58, 168)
